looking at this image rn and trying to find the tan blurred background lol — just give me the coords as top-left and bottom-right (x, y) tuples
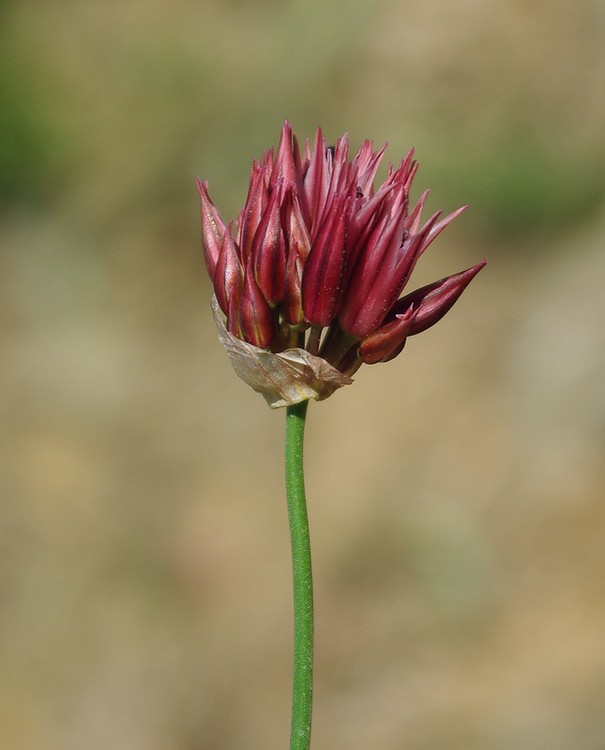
(2, 0), (605, 748)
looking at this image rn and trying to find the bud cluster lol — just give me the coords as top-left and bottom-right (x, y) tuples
(198, 121), (485, 381)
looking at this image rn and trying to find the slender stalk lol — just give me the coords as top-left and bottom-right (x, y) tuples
(285, 399), (313, 750)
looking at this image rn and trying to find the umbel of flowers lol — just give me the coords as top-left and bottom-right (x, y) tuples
(198, 121), (485, 406)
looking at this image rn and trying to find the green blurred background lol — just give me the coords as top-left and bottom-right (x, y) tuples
(2, 1), (605, 748)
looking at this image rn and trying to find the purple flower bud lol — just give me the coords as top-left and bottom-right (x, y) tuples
(301, 193), (349, 326)
(237, 164), (268, 263)
(251, 185), (287, 306)
(213, 222), (243, 316)
(239, 258), (276, 349)
(358, 306), (415, 365)
(271, 121), (305, 204)
(391, 261), (487, 336)
(303, 127), (330, 238)
(339, 191), (434, 338)
(282, 190), (311, 325)
(197, 179), (227, 278)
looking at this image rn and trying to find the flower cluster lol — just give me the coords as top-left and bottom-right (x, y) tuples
(198, 121), (484, 392)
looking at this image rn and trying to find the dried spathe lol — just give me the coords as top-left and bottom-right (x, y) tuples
(212, 297), (352, 408)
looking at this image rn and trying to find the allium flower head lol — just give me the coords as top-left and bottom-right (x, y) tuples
(198, 121), (485, 407)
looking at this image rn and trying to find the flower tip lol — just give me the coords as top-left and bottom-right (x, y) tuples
(452, 203), (471, 220)
(197, 178), (228, 278)
(469, 258), (487, 276)
(398, 259), (487, 337)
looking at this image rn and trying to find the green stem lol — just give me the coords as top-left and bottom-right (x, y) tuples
(285, 399), (313, 750)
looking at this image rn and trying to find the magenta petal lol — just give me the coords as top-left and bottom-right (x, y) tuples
(238, 164), (268, 263)
(352, 140), (387, 197)
(339, 189), (413, 337)
(404, 189), (429, 233)
(303, 127), (330, 238)
(350, 180), (396, 235)
(358, 307), (415, 364)
(239, 259), (276, 348)
(197, 179), (227, 278)
(393, 261), (487, 336)
(283, 189), (311, 263)
(301, 194), (348, 326)
(251, 187), (287, 305)
(282, 191), (311, 325)
(270, 120), (304, 197)
(284, 247), (303, 325)
(213, 224), (243, 315)
(422, 204), (470, 251)
(327, 133), (350, 195)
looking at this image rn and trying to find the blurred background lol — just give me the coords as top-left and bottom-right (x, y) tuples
(2, 0), (605, 748)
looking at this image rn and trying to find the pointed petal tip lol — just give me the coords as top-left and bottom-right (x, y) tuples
(403, 259), (487, 336)
(468, 258), (487, 279)
(446, 203), (471, 221)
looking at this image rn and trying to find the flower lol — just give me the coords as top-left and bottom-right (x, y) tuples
(198, 121), (485, 407)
